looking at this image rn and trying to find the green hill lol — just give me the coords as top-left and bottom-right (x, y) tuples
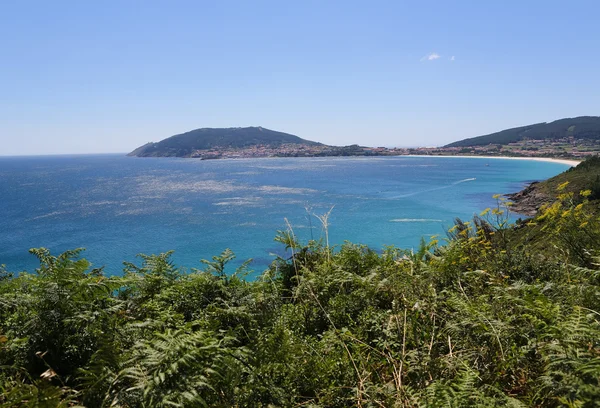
(445, 116), (600, 147)
(128, 126), (321, 157)
(508, 156), (600, 215)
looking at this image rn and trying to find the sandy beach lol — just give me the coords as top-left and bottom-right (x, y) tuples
(407, 155), (581, 167)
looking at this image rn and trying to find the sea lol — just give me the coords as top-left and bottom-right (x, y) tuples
(0, 155), (571, 278)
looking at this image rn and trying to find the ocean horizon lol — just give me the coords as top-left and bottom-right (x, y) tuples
(0, 154), (571, 278)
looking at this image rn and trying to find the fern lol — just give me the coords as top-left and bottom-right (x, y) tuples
(112, 328), (247, 407)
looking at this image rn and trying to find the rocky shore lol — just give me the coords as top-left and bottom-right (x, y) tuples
(506, 182), (553, 217)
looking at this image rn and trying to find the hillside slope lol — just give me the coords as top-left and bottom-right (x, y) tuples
(508, 156), (600, 215)
(128, 126), (321, 157)
(445, 116), (600, 147)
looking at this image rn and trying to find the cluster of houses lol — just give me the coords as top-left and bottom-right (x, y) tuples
(186, 138), (600, 160)
(189, 143), (346, 159)
(410, 138), (600, 158)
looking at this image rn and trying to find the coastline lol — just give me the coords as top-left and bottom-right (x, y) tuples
(405, 154), (581, 167)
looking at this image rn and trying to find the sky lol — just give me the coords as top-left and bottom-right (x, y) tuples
(1, 0), (599, 155)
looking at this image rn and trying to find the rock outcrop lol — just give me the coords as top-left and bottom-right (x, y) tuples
(506, 182), (553, 217)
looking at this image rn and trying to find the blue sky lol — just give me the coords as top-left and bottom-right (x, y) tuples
(1, 0), (599, 155)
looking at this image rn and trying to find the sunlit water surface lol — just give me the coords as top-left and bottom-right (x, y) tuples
(0, 155), (570, 277)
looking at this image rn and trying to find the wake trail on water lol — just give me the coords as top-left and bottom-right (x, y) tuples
(391, 178), (476, 199)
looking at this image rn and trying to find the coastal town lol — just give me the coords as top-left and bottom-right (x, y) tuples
(420, 137), (600, 159)
(188, 137), (600, 160)
(189, 142), (383, 159)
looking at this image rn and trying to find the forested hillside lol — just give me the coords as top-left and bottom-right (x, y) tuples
(446, 116), (600, 147)
(1, 161), (600, 407)
(128, 127), (321, 157)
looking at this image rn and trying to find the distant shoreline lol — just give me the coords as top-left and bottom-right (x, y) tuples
(0, 152), (584, 167)
(405, 154), (581, 167)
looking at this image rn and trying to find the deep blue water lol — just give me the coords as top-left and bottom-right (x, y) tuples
(0, 155), (570, 277)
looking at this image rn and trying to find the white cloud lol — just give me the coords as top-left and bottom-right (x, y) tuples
(449, 56), (455, 61)
(421, 52), (441, 61)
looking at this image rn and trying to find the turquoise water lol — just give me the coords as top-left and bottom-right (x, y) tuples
(0, 155), (570, 277)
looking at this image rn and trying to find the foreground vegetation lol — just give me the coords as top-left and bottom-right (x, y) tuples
(2, 168), (600, 407)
